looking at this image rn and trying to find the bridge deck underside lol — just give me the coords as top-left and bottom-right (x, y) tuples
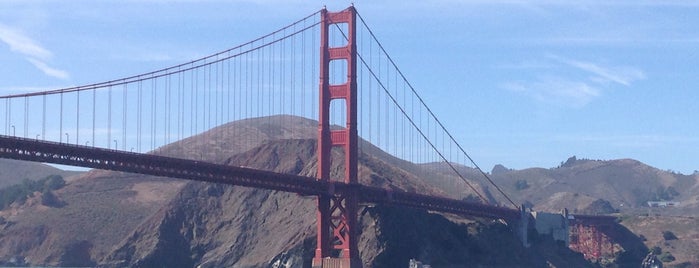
(0, 135), (520, 220)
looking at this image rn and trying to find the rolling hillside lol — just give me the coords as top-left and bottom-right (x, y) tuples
(1, 116), (691, 267)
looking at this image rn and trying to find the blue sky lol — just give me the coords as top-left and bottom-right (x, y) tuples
(0, 1), (697, 174)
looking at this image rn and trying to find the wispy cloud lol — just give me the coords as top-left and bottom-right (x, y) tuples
(503, 76), (600, 108)
(548, 55), (645, 86)
(26, 58), (70, 80)
(501, 54), (644, 107)
(0, 23), (70, 80)
(0, 24), (51, 59)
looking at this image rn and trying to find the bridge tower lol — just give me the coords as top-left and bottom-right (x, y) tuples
(314, 6), (361, 268)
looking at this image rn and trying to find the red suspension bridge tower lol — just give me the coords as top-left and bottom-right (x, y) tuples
(314, 6), (361, 268)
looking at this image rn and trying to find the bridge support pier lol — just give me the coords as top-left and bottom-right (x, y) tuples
(516, 204), (530, 248)
(314, 6), (361, 268)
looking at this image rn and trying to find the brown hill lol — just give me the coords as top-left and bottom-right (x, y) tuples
(0, 116), (630, 267)
(480, 156), (699, 214)
(480, 157), (699, 266)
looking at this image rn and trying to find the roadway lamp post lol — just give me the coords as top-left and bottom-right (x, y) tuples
(65, 133), (69, 144)
(11, 125), (15, 136)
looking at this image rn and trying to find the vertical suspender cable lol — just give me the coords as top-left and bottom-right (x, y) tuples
(92, 88), (96, 146)
(220, 58), (225, 129)
(151, 78), (156, 150)
(403, 80), (407, 160)
(215, 60), (220, 158)
(108, 86), (112, 148)
(280, 28), (285, 119)
(267, 37), (273, 127)
(42, 94), (46, 140)
(213, 61), (218, 134)
(23, 96), (28, 138)
(60, 92), (63, 142)
(257, 42), (262, 118)
(211, 60), (216, 133)
(123, 83), (127, 150)
(138, 81), (142, 152)
(312, 16), (316, 120)
(226, 53), (231, 139)
(394, 68), (398, 158)
(4, 99), (6, 135)
(175, 69), (180, 144)
(236, 47), (240, 122)
(191, 66), (195, 138)
(165, 74), (170, 146)
(385, 54), (390, 153)
(376, 43), (382, 148)
(205, 63), (210, 141)
(74, 91), (78, 143)
(270, 34), (275, 116)
(245, 49), (249, 119)
(291, 23), (296, 118)
(179, 68), (184, 144)
(194, 67), (198, 137)
(368, 32), (372, 147)
(301, 19), (306, 118)
(238, 47), (242, 122)
(181, 67), (185, 143)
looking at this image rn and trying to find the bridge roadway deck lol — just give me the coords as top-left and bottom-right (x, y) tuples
(0, 135), (520, 220)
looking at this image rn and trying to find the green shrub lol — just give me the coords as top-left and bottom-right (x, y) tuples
(662, 231), (678, 241)
(42, 175), (66, 191)
(0, 175), (65, 210)
(659, 252), (676, 262)
(514, 179), (529, 190)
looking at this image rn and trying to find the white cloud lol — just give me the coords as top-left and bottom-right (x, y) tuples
(548, 55), (645, 86)
(0, 23), (70, 80)
(27, 57), (70, 80)
(502, 55), (644, 108)
(0, 23), (52, 60)
(503, 76), (600, 108)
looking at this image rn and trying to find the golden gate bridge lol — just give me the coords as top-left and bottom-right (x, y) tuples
(0, 6), (618, 267)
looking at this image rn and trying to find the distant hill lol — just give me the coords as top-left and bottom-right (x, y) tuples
(0, 115), (684, 267)
(478, 156), (699, 214)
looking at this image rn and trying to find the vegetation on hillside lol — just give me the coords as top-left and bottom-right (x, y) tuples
(0, 175), (66, 209)
(514, 179), (530, 190)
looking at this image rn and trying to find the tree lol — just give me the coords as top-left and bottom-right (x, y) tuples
(561, 156), (577, 168)
(41, 190), (65, 207)
(659, 252), (676, 262)
(42, 175), (65, 191)
(0, 175), (67, 210)
(514, 179), (529, 190)
(662, 231), (678, 241)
